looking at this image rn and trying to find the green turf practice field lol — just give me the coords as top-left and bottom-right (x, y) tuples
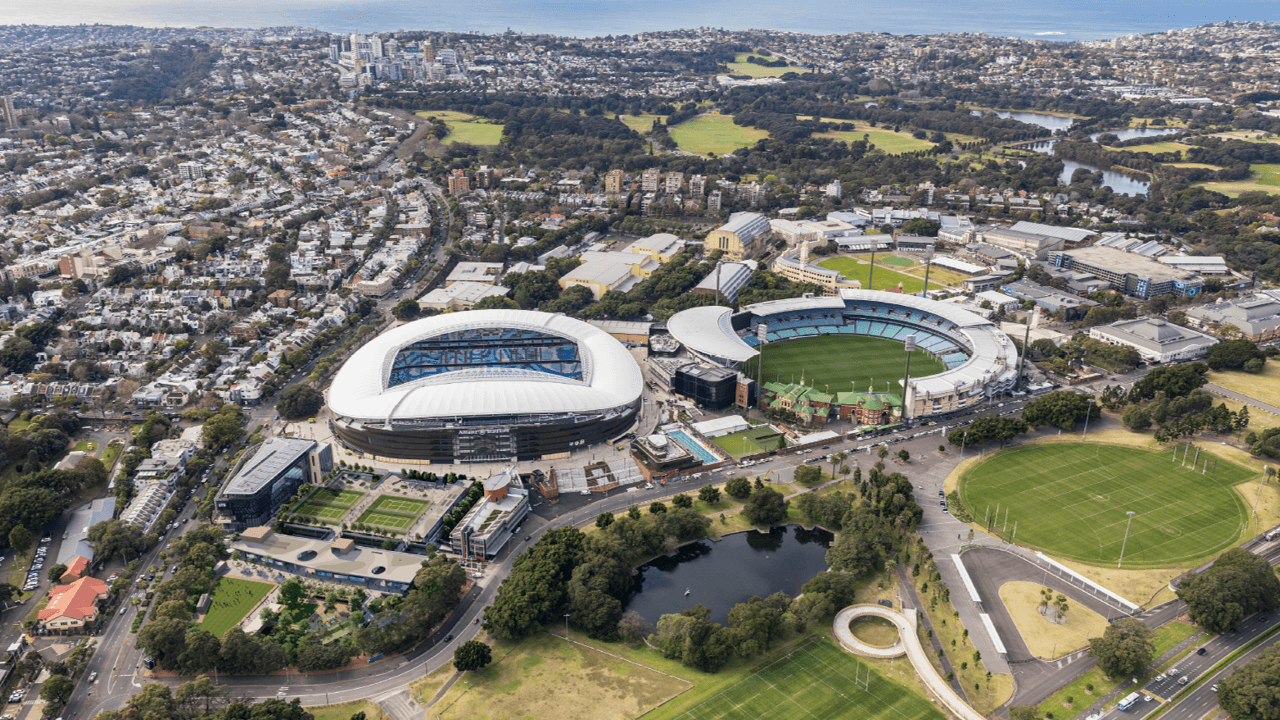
(669, 114), (769, 156)
(816, 256), (941, 293)
(742, 335), (948, 397)
(200, 577), (275, 639)
(292, 488), (363, 524)
(879, 255), (916, 267)
(357, 509), (414, 530)
(667, 638), (945, 720)
(368, 495), (430, 516)
(713, 426), (788, 458)
(959, 444), (1256, 566)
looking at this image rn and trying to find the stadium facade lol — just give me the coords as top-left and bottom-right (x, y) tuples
(667, 290), (1019, 420)
(328, 310), (643, 463)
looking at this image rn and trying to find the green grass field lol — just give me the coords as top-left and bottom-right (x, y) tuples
(310, 488), (364, 507)
(368, 495), (430, 516)
(667, 638), (945, 720)
(200, 578), (274, 639)
(1195, 163), (1280, 198)
(292, 488), (363, 524)
(615, 112), (667, 134)
(742, 335), (947, 397)
(356, 509), (413, 530)
(725, 53), (810, 78)
(414, 110), (505, 146)
(1111, 141), (1193, 158)
(669, 114), (769, 156)
(713, 426), (788, 458)
(816, 256), (942, 293)
(959, 444), (1256, 566)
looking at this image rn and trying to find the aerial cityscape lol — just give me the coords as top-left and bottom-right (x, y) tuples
(5, 8), (1280, 720)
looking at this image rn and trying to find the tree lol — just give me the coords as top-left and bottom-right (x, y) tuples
(0, 337), (37, 374)
(1206, 339), (1266, 372)
(649, 502), (667, 515)
(724, 477), (751, 499)
(279, 577), (306, 610)
(47, 563), (66, 583)
(947, 416), (1029, 448)
(628, 505), (642, 521)
(672, 494), (693, 509)
(1021, 391), (1097, 431)
(793, 464), (822, 485)
(277, 384), (324, 419)
(1219, 644), (1280, 720)
(595, 512), (614, 529)
(202, 407), (244, 448)
(877, 446), (889, 460)
(1088, 618), (1155, 679)
(698, 486), (721, 504)
(1178, 548), (1280, 633)
(898, 449), (910, 463)
(825, 508), (895, 578)
(1121, 405), (1152, 431)
(742, 487), (789, 527)
(453, 640), (492, 672)
(728, 594), (789, 656)
(7, 526), (30, 554)
(40, 674), (73, 704)
(392, 297), (421, 321)
(87, 519), (145, 562)
(1131, 363), (1209, 401)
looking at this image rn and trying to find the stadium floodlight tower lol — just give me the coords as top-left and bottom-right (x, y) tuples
(901, 334), (916, 423)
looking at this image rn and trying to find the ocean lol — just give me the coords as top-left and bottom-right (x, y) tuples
(9, 0), (1280, 40)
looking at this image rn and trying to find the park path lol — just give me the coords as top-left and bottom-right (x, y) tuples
(834, 604), (987, 720)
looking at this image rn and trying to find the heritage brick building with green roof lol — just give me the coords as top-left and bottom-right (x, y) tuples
(761, 381), (902, 426)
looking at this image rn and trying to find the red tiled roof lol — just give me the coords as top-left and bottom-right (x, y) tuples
(62, 556), (91, 581)
(38, 576), (107, 624)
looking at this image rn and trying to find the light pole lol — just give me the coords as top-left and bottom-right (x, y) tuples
(564, 613), (571, 640)
(1117, 511), (1136, 568)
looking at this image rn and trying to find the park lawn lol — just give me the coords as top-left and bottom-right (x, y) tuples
(725, 53), (809, 78)
(998, 581), (1109, 659)
(1166, 162), (1224, 169)
(429, 632), (690, 720)
(416, 110), (506, 146)
(914, 564), (1013, 716)
(72, 441), (97, 453)
(6, 419), (30, 432)
(741, 333), (947, 395)
(199, 577), (275, 639)
(816, 256), (944, 293)
(1112, 141), (1193, 158)
(1194, 166), (1280, 197)
(668, 114), (768, 157)
(307, 701), (382, 720)
(100, 443), (121, 470)
(959, 444), (1256, 566)
(614, 112), (667, 134)
(1209, 363), (1280, 410)
(849, 616), (899, 647)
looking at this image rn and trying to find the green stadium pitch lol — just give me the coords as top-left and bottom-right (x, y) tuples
(741, 335), (947, 396)
(959, 443), (1256, 566)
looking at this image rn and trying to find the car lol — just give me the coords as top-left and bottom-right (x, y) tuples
(1197, 647), (1207, 655)
(1168, 668), (1180, 676)
(445, 634), (453, 642)
(61, 533), (67, 540)
(525, 536), (531, 542)
(1178, 677), (1189, 686)
(1155, 674), (1166, 681)
(472, 618), (478, 624)
(88, 671), (97, 682)
(1212, 684), (1219, 692)
(119, 606), (128, 616)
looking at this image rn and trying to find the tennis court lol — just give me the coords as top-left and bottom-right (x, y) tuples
(357, 508), (415, 530)
(294, 501), (346, 522)
(368, 495), (430, 516)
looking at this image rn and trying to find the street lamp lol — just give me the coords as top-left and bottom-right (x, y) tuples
(564, 613), (570, 639)
(1117, 511), (1136, 568)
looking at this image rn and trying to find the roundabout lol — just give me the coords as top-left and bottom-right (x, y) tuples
(833, 604), (986, 720)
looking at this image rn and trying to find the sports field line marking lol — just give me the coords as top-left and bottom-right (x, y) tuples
(674, 639), (822, 720)
(799, 642), (941, 720)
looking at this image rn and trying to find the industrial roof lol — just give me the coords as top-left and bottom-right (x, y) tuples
(1009, 221), (1095, 244)
(223, 437), (316, 497)
(666, 306), (759, 363)
(327, 310), (643, 422)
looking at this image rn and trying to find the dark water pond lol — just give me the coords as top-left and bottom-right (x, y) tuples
(625, 526), (834, 625)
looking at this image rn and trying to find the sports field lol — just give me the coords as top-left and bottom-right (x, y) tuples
(414, 110), (505, 146)
(669, 114), (769, 157)
(742, 335), (948, 396)
(293, 488), (363, 524)
(713, 426), (788, 458)
(667, 638), (945, 720)
(816, 257), (942, 293)
(959, 444), (1256, 566)
(357, 495), (430, 532)
(725, 53), (810, 78)
(200, 577), (274, 639)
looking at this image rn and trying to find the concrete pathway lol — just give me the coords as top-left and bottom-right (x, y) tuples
(834, 604), (986, 720)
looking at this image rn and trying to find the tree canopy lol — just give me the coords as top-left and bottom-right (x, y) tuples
(1020, 390), (1098, 431)
(276, 384), (324, 420)
(1088, 618), (1155, 679)
(1219, 644), (1280, 720)
(1178, 548), (1280, 633)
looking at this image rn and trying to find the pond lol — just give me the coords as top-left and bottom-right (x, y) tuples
(971, 109), (1076, 133)
(1019, 139), (1151, 196)
(625, 526), (834, 625)
(1091, 127), (1180, 142)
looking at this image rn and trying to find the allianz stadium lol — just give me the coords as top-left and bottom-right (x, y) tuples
(667, 289), (1019, 419)
(327, 310), (643, 463)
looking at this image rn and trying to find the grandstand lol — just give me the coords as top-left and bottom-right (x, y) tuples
(328, 310), (643, 463)
(667, 290), (1019, 420)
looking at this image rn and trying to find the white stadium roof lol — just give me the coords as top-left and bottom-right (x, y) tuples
(328, 310), (643, 422)
(666, 306), (759, 363)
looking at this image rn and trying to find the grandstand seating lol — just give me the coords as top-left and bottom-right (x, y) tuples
(388, 328), (583, 387)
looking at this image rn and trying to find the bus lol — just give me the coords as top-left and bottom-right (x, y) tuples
(1117, 693), (1141, 711)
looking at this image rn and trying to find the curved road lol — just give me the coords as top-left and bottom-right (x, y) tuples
(834, 604), (985, 720)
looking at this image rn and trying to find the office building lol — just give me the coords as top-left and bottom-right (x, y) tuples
(673, 364), (740, 409)
(214, 438), (333, 531)
(1048, 246), (1204, 299)
(1185, 294), (1280, 342)
(692, 260), (757, 303)
(452, 466), (531, 560)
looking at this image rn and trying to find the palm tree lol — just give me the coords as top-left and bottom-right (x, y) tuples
(830, 451), (846, 481)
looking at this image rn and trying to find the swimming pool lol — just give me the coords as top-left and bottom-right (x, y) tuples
(668, 430), (718, 464)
